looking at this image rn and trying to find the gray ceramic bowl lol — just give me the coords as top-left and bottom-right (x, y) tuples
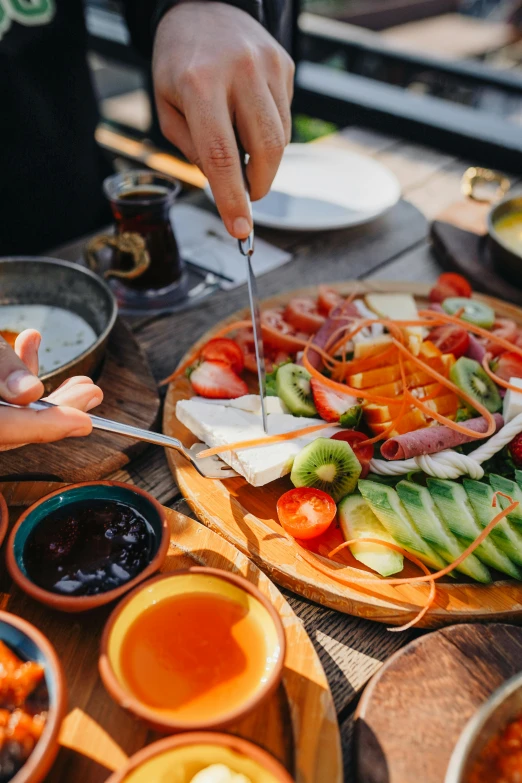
(488, 195), (522, 285)
(0, 257), (117, 393)
(446, 670), (522, 783)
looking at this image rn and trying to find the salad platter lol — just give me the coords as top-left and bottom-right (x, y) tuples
(164, 278), (522, 628)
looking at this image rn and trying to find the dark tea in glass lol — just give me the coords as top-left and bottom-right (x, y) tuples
(104, 171), (182, 291)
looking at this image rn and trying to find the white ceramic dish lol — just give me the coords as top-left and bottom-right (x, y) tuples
(204, 144), (401, 231)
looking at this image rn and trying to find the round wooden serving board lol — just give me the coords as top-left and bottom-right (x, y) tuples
(2, 506), (341, 783)
(0, 319), (160, 507)
(355, 622), (522, 783)
(164, 281), (522, 628)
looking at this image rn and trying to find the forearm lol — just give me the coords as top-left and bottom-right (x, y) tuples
(122, 0), (287, 57)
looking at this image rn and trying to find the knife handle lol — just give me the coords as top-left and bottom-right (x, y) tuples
(236, 137), (254, 256)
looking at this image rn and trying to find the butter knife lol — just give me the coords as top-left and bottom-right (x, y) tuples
(237, 150), (268, 434)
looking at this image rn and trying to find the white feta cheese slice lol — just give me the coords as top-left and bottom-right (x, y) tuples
(176, 399), (337, 486)
(191, 394), (288, 414)
(503, 377), (522, 423)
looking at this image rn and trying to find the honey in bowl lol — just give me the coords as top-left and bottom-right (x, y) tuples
(102, 572), (285, 731)
(494, 212), (522, 256)
(119, 592), (269, 723)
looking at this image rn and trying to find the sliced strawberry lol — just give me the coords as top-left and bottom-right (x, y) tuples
(189, 361), (248, 399)
(510, 432), (522, 468)
(310, 379), (358, 423)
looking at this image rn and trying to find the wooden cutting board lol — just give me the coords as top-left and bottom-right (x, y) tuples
(164, 281), (522, 628)
(0, 319), (160, 506)
(355, 623), (522, 783)
(1, 507), (342, 783)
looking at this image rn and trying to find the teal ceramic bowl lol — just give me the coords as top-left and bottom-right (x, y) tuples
(7, 481), (170, 613)
(0, 610), (67, 782)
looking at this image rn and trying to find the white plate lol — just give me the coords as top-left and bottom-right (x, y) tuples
(204, 143), (401, 231)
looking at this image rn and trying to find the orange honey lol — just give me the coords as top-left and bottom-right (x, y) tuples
(120, 592), (269, 722)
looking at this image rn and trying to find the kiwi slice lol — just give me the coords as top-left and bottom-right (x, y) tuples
(290, 437), (362, 502)
(450, 356), (502, 414)
(442, 297), (495, 329)
(276, 363), (317, 417)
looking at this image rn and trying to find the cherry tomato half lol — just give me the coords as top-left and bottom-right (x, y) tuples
(429, 273), (472, 304)
(483, 319), (518, 358)
(318, 286), (344, 316)
(235, 328), (290, 374)
(284, 297), (326, 334)
(494, 351), (522, 382)
(277, 487), (337, 540)
(201, 338), (244, 374)
(331, 430), (374, 478)
(261, 309), (308, 353)
(428, 324), (470, 359)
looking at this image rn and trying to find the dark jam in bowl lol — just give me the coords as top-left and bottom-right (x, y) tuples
(23, 500), (156, 597)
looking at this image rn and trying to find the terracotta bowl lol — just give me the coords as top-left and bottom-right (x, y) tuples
(99, 568), (286, 733)
(446, 670), (522, 783)
(0, 610), (67, 783)
(7, 481), (170, 612)
(0, 491), (8, 549)
(105, 732), (294, 783)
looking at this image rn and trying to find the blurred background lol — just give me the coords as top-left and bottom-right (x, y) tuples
(87, 0), (522, 171)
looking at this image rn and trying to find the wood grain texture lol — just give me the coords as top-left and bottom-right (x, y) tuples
(1, 509), (341, 783)
(0, 320), (160, 500)
(164, 281), (522, 628)
(355, 623), (522, 783)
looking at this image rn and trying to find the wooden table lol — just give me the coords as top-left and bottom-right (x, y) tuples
(50, 126), (505, 781)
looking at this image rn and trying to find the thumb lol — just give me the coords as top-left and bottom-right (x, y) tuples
(0, 336), (44, 405)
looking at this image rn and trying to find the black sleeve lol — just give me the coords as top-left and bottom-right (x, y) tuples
(122, 0), (289, 58)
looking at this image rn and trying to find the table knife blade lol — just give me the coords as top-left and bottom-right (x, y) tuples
(237, 150), (268, 434)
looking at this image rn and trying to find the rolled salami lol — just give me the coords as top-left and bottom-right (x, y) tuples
(381, 413), (504, 460)
(301, 300), (360, 370)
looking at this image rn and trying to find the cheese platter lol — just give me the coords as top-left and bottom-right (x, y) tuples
(164, 279), (522, 628)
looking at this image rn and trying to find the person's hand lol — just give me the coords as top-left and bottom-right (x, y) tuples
(153, 1), (294, 238)
(0, 330), (103, 451)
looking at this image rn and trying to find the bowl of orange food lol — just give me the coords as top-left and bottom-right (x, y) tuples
(0, 611), (67, 783)
(446, 670), (522, 783)
(99, 568), (286, 733)
(105, 732), (294, 783)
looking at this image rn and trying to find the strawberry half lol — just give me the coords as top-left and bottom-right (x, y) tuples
(509, 432), (522, 468)
(189, 361), (248, 399)
(310, 379), (358, 423)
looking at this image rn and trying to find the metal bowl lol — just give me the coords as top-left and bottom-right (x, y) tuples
(0, 257), (117, 393)
(488, 195), (522, 285)
(445, 670), (522, 783)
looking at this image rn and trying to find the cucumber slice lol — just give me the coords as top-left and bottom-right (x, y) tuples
(489, 474), (522, 526)
(358, 479), (446, 571)
(396, 481), (491, 583)
(427, 478), (521, 578)
(338, 494), (404, 577)
(464, 479), (522, 567)
(442, 297), (495, 329)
